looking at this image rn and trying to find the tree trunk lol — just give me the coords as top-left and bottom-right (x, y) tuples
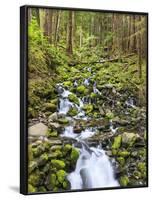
(67, 11), (74, 55)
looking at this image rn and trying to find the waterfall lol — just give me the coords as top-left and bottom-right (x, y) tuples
(68, 144), (119, 189)
(57, 83), (119, 190)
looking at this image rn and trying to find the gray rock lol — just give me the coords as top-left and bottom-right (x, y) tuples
(49, 122), (61, 129)
(122, 132), (139, 145)
(28, 122), (48, 137)
(48, 112), (58, 122)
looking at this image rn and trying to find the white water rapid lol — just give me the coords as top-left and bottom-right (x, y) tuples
(57, 82), (119, 190)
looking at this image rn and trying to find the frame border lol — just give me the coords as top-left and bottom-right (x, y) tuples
(20, 5), (149, 195)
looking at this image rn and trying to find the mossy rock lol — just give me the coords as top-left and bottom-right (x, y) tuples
(62, 180), (70, 189)
(116, 157), (125, 166)
(51, 159), (66, 169)
(28, 184), (37, 193)
(43, 103), (57, 112)
(70, 148), (79, 163)
(56, 170), (67, 184)
(112, 135), (122, 149)
(38, 153), (49, 166)
(68, 93), (80, 105)
(63, 144), (72, 155)
(77, 85), (88, 95)
(50, 173), (57, 187)
(105, 111), (114, 120)
(83, 104), (93, 114)
(47, 129), (58, 137)
(29, 161), (38, 174)
(32, 145), (45, 157)
(137, 162), (146, 173)
(118, 151), (130, 157)
(121, 132), (137, 147)
(67, 107), (78, 116)
(49, 150), (63, 159)
(119, 175), (129, 186)
(133, 171), (142, 179)
(112, 149), (118, 156)
(28, 173), (40, 187)
(38, 186), (47, 192)
(63, 81), (72, 88)
(58, 118), (69, 124)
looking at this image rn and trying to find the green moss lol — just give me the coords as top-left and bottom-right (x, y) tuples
(28, 184), (37, 193)
(50, 173), (57, 187)
(29, 161), (37, 174)
(28, 174), (40, 187)
(58, 118), (69, 124)
(68, 93), (79, 105)
(43, 103), (57, 112)
(77, 85), (88, 95)
(137, 162), (146, 173)
(70, 148), (79, 163)
(119, 176), (129, 186)
(49, 150), (63, 159)
(83, 104), (93, 114)
(56, 170), (67, 184)
(38, 153), (48, 166)
(38, 186), (47, 192)
(63, 81), (72, 88)
(47, 130), (58, 137)
(118, 151), (130, 157)
(63, 144), (72, 155)
(63, 180), (69, 189)
(105, 111), (114, 120)
(112, 149), (118, 156)
(51, 159), (66, 169)
(112, 135), (122, 149)
(117, 157), (125, 166)
(67, 107), (78, 116)
(121, 132), (137, 147)
(32, 145), (45, 157)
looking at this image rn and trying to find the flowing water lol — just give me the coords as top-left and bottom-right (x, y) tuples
(57, 78), (119, 190)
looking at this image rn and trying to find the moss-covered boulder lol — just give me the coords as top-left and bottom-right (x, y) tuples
(70, 148), (79, 163)
(63, 144), (72, 155)
(58, 118), (69, 124)
(51, 159), (66, 169)
(47, 129), (58, 137)
(118, 151), (130, 157)
(112, 135), (122, 149)
(119, 175), (129, 186)
(29, 161), (38, 174)
(38, 153), (48, 166)
(28, 184), (37, 193)
(43, 103), (57, 112)
(50, 173), (57, 187)
(56, 170), (67, 184)
(83, 104), (93, 114)
(116, 157), (125, 166)
(68, 93), (80, 105)
(63, 81), (72, 88)
(67, 107), (78, 116)
(121, 132), (137, 147)
(77, 85), (88, 95)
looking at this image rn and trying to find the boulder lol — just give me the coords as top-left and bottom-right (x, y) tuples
(49, 122), (61, 129)
(122, 132), (138, 146)
(29, 123), (48, 137)
(48, 112), (58, 122)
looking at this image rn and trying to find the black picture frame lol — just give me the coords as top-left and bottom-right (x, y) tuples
(20, 5), (148, 195)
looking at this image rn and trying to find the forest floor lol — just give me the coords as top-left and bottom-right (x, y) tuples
(27, 54), (147, 193)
